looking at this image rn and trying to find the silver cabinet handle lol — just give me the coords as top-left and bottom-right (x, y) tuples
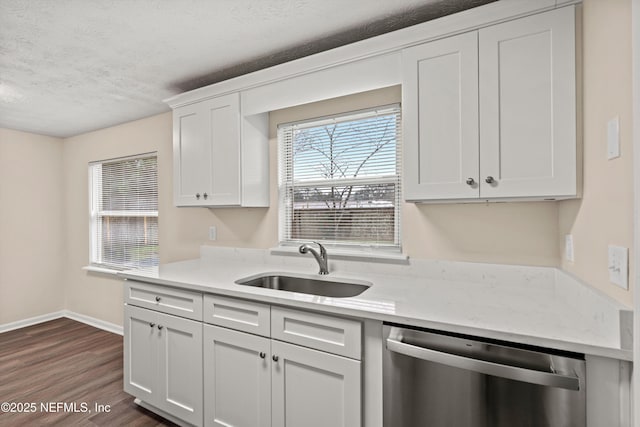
(259, 352), (266, 359)
(386, 329), (580, 391)
(155, 296), (161, 302)
(466, 178), (475, 186)
(203, 193), (208, 200)
(485, 176), (495, 184)
(272, 355), (279, 362)
(157, 325), (163, 330)
(195, 193), (201, 200)
(149, 322), (155, 328)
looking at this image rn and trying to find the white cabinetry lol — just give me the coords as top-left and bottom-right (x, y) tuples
(172, 92), (269, 207)
(124, 282), (204, 426)
(124, 305), (203, 426)
(204, 325), (271, 427)
(403, 6), (577, 202)
(403, 31), (479, 200)
(203, 296), (362, 427)
(271, 340), (361, 427)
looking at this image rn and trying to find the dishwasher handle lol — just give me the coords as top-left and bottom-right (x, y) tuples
(386, 329), (581, 391)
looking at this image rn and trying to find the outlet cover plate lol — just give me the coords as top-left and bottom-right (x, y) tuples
(209, 226), (217, 241)
(564, 235), (574, 262)
(608, 245), (628, 289)
(607, 117), (620, 159)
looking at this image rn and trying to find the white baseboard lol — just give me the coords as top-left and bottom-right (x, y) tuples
(62, 310), (123, 335)
(0, 310), (123, 336)
(0, 311), (66, 333)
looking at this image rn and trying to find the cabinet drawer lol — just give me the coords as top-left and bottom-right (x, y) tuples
(204, 294), (270, 337)
(271, 307), (361, 359)
(124, 281), (203, 321)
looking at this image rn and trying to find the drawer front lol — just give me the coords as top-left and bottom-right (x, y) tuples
(124, 281), (203, 321)
(204, 295), (270, 337)
(271, 307), (361, 360)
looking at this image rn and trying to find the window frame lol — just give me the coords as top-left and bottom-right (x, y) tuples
(277, 104), (402, 253)
(88, 152), (159, 271)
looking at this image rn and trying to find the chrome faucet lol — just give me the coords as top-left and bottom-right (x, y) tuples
(299, 242), (329, 275)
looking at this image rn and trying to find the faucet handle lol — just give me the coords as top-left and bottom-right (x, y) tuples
(299, 241), (329, 275)
(313, 241), (327, 258)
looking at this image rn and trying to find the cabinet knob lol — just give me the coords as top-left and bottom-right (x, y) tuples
(195, 193), (201, 200)
(272, 355), (279, 362)
(155, 296), (161, 302)
(259, 352), (266, 359)
(149, 322), (155, 328)
(157, 325), (163, 330)
(485, 176), (495, 184)
(203, 192), (208, 200)
(466, 178), (475, 186)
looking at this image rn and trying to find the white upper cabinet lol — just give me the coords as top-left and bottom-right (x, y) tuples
(172, 92), (269, 207)
(403, 6), (578, 202)
(403, 31), (479, 200)
(478, 6), (576, 199)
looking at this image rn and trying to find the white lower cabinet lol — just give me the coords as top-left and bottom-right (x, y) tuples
(203, 306), (362, 427)
(126, 285), (362, 427)
(124, 304), (203, 427)
(204, 325), (271, 427)
(271, 340), (361, 427)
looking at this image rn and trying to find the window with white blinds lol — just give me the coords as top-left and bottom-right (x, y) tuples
(89, 153), (158, 270)
(278, 104), (402, 251)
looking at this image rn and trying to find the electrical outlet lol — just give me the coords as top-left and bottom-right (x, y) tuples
(564, 235), (574, 262)
(608, 245), (628, 289)
(209, 226), (217, 241)
(607, 117), (620, 159)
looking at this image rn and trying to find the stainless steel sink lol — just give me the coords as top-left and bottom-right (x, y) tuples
(235, 273), (371, 298)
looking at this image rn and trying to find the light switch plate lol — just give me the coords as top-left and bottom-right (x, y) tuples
(608, 245), (628, 289)
(564, 235), (574, 262)
(209, 226), (217, 241)
(607, 117), (620, 159)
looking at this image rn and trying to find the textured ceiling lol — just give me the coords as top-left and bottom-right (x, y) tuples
(0, 0), (494, 138)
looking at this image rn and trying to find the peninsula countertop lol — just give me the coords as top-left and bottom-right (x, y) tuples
(119, 246), (633, 361)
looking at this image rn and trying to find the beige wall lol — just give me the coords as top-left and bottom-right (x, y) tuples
(56, 86), (561, 327)
(270, 87), (561, 267)
(0, 128), (65, 324)
(559, 0), (634, 307)
(62, 112), (276, 325)
(63, 113), (171, 325)
(1, 0), (634, 327)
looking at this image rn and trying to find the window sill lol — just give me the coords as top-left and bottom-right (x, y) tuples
(270, 246), (409, 264)
(82, 265), (122, 277)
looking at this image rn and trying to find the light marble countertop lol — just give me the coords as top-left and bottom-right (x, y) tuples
(119, 246), (633, 361)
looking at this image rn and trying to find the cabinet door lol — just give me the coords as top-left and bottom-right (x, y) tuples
(403, 31), (479, 201)
(173, 93), (241, 206)
(157, 312), (203, 426)
(204, 325), (271, 427)
(173, 102), (210, 206)
(479, 6), (576, 199)
(272, 340), (361, 427)
(202, 93), (242, 206)
(124, 305), (158, 405)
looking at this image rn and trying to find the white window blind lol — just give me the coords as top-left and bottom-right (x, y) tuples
(278, 104), (402, 251)
(89, 153), (158, 270)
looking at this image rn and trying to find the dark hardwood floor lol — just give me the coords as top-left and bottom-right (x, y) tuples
(0, 317), (178, 426)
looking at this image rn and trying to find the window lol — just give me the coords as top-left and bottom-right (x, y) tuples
(278, 104), (402, 251)
(89, 153), (159, 270)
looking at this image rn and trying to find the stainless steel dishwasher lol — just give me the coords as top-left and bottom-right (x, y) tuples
(383, 324), (586, 427)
